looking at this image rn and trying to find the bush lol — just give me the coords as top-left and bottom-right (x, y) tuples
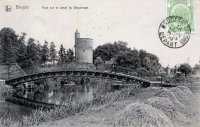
(178, 63), (192, 76)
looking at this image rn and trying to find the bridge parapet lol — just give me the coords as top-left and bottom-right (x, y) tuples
(5, 70), (151, 87)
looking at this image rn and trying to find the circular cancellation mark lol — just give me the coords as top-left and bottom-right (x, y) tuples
(158, 16), (191, 49)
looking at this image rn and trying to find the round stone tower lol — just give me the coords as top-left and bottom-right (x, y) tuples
(75, 29), (93, 63)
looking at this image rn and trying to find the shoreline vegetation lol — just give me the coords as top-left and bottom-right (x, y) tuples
(0, 83), (199, 127)
(1, 65), (199, 127)
(0, 85), (140, 127)
(38, 85), (199, 127)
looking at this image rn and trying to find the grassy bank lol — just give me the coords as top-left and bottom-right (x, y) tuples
(0, 85), (140, 127)
(117, 86), (199, 127)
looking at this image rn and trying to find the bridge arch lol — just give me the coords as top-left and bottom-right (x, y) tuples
(5, 70), (151, 87)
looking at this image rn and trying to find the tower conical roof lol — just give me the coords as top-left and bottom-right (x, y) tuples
(75, 28), (79, 33)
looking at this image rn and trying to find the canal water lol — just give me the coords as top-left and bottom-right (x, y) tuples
(0, 88), (32, 120)
(0, 78), (118, 120)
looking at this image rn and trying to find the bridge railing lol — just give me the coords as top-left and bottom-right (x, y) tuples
(109, 66), (160, 81)
(4, 62), (161, 85)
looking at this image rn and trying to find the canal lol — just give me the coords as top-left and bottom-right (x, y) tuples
(0, 78), (120, 120)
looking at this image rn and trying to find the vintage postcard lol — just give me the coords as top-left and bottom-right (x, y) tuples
(0, 0), (200, 127)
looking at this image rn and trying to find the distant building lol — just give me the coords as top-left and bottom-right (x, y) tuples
(166, 66), (171, 75)
(74, 29), (93, 63)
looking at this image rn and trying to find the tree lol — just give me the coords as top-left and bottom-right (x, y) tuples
(139, 50), (160, 75)
(178, 63), (192, 76)
(148, 53), (159, 64)
(15, 32), (27, 67)
(93, 41), (130, 62)
(41, 41), (49, 65)
(193, 64), (200, 74)
(139, 50), (147, 60)
(115, 49), (140, 69)
(149, 60), (159, 75)
(65, 48), (74, 63)
(26, 38), (41, 65)
(0, 28), (18, 63)
(137, 67), (149, 77)
(49, 42), (57, 65)
(58, 44), (66, 64)
(139, 49), (148, 67)
(36, 41), (43, 64)
(143, 56), (151, 70)
(94, 56), (104, 70)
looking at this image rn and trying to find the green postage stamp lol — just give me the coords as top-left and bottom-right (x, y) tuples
(168, 0), (195, 31)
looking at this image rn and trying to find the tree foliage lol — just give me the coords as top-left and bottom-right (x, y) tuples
(41, 41), (49, 65)
(49, 42), (57, 65)
(15, 33), (27, 66)
(94, 56), (104, 70)
(27, 38), (41, 65)
(94, 41), (130, 62)
(65, 48), (74, 63)
(94, 41), (161, 76)
(58, 45), (75, 64)
(0, 27), (76, 69)
(0, 27), (161, 77)
(115, 50), (140, 69)
(193, 64), (200, 74)
(0, 28), (17, 63)
(178, 63), (192, 76)
(58, 44), (66, 64)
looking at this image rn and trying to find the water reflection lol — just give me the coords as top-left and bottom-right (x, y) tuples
(14, 79), (114, 106)
(0, 78), (123, 120)
(0, 92), (32, 120)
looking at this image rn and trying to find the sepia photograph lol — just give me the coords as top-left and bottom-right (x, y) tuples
(0, 0), (200, 127)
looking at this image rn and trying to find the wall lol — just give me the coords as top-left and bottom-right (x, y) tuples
(75, 38), (93, 63)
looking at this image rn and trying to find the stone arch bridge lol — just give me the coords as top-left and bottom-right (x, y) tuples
(5, 70), (151, 87)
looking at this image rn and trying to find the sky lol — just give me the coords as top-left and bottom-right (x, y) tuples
(0, 0), (200, 67)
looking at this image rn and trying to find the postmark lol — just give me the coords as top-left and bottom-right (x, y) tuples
(158, 16), (191, 48)
(168, 0), (194, 31)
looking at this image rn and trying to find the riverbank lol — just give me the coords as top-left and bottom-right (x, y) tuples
(1, 77), (199, 127)
(33, 87), (158, 127)
(34, 85), (200, 127)
(0, 85), (140, 127)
